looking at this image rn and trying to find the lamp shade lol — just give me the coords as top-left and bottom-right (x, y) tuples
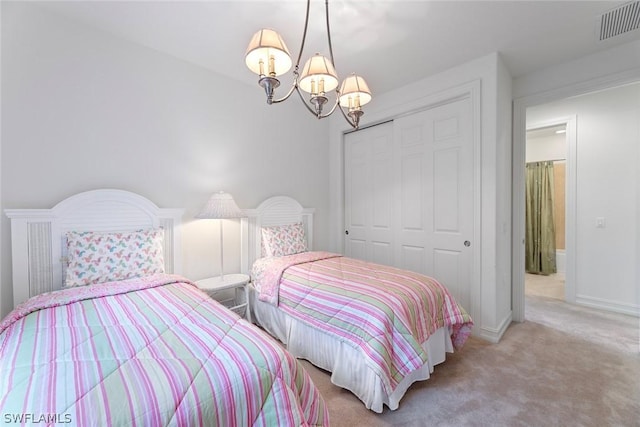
(299, 53), (339, 94)
(195, 192), (243, 219)
(245, 29), (292, 77)
(338, 73), (372, 109)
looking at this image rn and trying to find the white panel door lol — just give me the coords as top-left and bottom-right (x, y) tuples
(344, 121), (394, 265)
(344, 98), (473, 310)
(394, 98), (473, 309)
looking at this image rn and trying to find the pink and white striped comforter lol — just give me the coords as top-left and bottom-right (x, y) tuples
(252, 252), (473, 396)
(0, 273), (328, 426)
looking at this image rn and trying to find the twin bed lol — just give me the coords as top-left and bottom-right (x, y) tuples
(1, 190), (327, 426)
(1, 189), (472, 424)
(243, 196), (473, 413)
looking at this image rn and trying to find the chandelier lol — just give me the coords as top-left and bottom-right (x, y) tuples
(245, 0), (372, 129)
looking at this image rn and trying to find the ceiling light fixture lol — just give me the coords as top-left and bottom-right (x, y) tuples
(245, 0), (372, 129)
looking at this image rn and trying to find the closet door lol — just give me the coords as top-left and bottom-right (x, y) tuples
(344, 97), (474, 309)
(394, 97), (473, 309)
(344, 121), (395, 265)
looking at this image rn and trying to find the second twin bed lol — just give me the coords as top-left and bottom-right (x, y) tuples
(244, 196), (473, 413)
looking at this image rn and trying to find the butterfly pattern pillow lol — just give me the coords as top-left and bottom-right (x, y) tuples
(261, 222), (308, 257)
(65, 228), (165, 287)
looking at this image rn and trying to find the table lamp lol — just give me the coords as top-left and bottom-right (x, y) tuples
(195, 191), (244, 281)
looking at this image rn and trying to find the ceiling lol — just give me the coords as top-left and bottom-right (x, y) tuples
(38, 1), (640, 95)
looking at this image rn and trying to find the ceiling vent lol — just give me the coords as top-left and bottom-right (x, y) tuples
(598, 1), (640, 41)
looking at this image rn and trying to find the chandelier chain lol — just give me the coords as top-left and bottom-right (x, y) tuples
(295, 0), (312, 69)
(325, 0), (336, 73)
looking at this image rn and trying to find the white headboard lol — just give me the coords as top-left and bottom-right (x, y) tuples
(240, 196), (315, 274)
(5, 189), (184, 307)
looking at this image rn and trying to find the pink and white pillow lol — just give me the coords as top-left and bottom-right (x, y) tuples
(261, 222), (307, 257)
(65, 228), (165, 287)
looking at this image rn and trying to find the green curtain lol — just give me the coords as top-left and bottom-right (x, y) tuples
(525, 161), (557, 275)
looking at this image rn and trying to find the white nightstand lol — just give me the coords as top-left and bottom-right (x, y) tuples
(195, 273), (251, 322)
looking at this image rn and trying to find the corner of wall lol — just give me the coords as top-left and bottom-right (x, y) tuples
(479, 312), (513, 344)
(496, 53), (514, 325)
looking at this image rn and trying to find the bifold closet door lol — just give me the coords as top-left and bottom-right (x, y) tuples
(344, 97), (474, 309)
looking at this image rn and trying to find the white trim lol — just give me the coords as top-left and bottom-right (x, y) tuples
(479, 312), (513, 344)
(575, 295), (640, 317)
(512, 69), (640, 322)
(5, 189), (184, 307)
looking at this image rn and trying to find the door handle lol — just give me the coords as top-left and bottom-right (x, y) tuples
(345, 230), (349, 235)
(464, 240), (471, 247)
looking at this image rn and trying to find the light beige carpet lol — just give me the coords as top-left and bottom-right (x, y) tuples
(301, 297), (640, 426)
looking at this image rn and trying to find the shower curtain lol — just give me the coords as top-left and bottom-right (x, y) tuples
(525, 161), (557, 275)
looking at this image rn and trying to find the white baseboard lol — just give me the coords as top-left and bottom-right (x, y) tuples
(478, 312), (513, 343)
(575, 294), (639, 317)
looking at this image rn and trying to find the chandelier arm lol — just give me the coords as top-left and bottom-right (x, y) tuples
(337, 104), (358, 128)
(294, 86), (324, 117)
(295, 0), (312, 68)
(325, 0), (336, 67)
(317, 98), (340, 119)
(271, 80), (299, 104)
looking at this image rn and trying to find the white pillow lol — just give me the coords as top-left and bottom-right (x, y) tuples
(65, 228), (165, 287)
(261, 222), (307, 257)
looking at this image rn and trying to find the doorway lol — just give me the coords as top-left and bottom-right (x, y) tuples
(524, 121), (572, 302)
(513, 80), (640, 322)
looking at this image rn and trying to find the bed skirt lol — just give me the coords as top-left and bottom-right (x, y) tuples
(249, 285), (454, 413)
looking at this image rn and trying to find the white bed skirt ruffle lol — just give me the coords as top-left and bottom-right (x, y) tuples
(249, 286), (454, 413)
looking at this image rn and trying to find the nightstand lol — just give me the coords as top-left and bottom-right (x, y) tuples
(195, 273), (251, 322)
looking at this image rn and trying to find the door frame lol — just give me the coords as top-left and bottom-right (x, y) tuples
(511, 70), (640, 322)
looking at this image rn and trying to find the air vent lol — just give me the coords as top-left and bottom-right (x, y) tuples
(598, 1), (640, 41)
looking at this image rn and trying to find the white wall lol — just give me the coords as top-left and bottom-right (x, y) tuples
(329, 53), (513, 343)
(527, 83), (639, 315)
(0, 2), (330, 318)
(526, 133), (566, 163)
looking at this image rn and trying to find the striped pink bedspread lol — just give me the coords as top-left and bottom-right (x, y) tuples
(0, 273), (328, 426)
(252, 252), (473, 395)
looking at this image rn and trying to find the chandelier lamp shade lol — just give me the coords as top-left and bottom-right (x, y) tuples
(245, 29), (292, 78)
(300, 53), (339, 91)
(195, 191), (244, 280)
(244, 0), (372, 129)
